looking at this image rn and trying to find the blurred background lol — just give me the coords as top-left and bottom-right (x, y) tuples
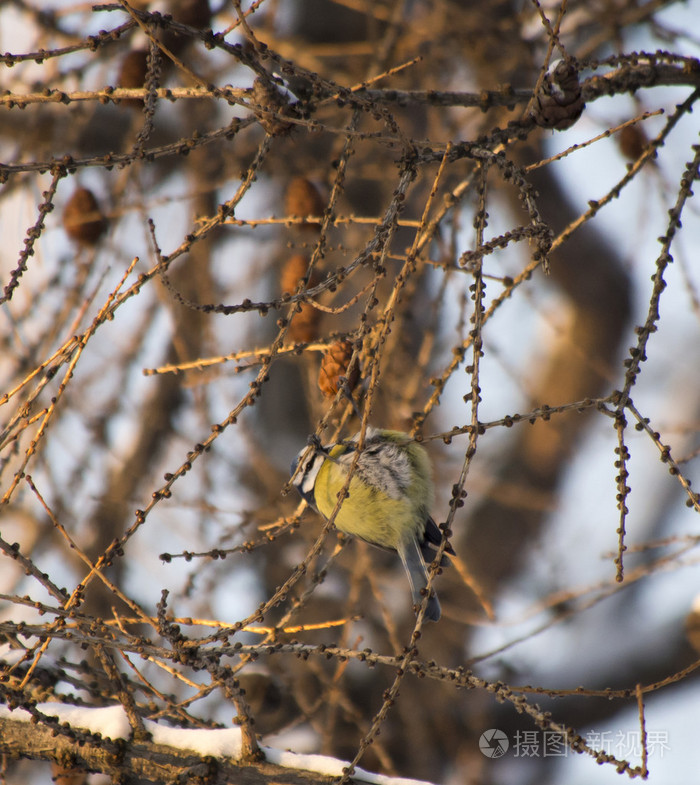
(1, 1), (700, 783)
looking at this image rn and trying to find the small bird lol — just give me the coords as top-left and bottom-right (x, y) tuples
(291, 428), (453, 621)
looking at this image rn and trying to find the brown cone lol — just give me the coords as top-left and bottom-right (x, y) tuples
(63, 188), (107, 246)
(118, 49), (149, 109)
(285, 176), (324, 232)
(617, 124), (649, 161)
(281, 254), (321, 343)
(251, 77), (293, 136)
(319, 340), (360, 399)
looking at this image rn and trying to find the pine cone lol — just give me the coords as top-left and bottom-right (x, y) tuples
(281, 254), (321, 343)
(530, 59), (584, 131)
(617, 124), (649, 161)
(251, 77), (293, 136)
(686, 598), (700, 656)
(285, 176), (324, 232)
(171, 0), (211, 28)
(118, 49), (149, 109)
(160, 0), (212, 56)
(63, 188), (107, 246)
(319, 340), (360, 399)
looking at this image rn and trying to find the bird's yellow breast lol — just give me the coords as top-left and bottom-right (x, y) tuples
(313, 439), (431, 550)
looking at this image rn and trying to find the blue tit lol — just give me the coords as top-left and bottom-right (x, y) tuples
(291, 428), (453, 622)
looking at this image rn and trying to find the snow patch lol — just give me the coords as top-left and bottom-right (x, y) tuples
(0, 703), (435, 785)
(264, 746), (435, 785)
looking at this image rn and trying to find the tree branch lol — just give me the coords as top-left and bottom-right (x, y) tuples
(0, 714), (343, 785)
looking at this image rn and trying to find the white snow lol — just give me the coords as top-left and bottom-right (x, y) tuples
(144, 720), (243, 757)
(0, 703), (436, 785)
(263, 746), (435, 785)
(0, 703), (131, 740)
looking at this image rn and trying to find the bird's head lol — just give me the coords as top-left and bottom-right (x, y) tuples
(290, 444), (328, 506)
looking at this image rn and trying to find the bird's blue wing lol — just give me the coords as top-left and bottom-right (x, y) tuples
(397, 537), (441, 622)
(420, 516), (454, 567)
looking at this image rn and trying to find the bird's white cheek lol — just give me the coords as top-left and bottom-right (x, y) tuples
(300, 473), (317, 497)
(300, 457), (324, 497)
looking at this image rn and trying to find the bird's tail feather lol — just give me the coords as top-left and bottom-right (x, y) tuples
(397, 538), (441, 622)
